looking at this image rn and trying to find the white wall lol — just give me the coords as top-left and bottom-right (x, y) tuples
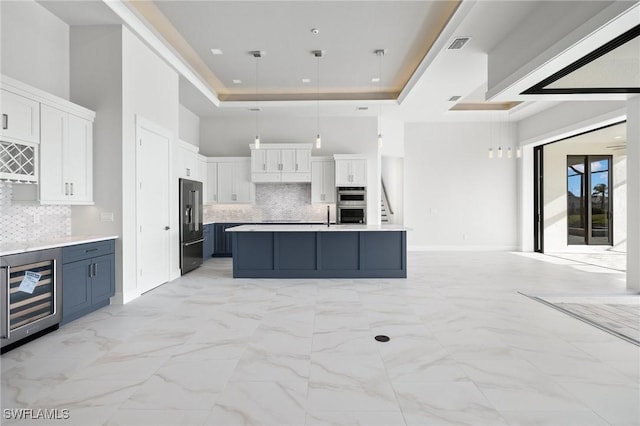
(405, 122), (519, 250)
(380, 118), (405, 158)
(121, 27), (180, 301)
(627, 97), (639, 291)
(200, 116), (381, 224)
(70, 25), (124, 299)
(0, 0), (70, 99)
(179, 104), (200, 147)
(70, 25), (180, 304)
(543, 141), (626, 252)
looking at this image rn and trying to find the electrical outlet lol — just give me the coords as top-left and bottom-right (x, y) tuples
(100, 212), (115, 222)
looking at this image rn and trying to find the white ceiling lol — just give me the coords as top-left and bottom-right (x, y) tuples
(37, 0), (638, 122)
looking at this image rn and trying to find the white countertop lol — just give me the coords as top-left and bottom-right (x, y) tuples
(0, 235), (119, 256)
(225, 224), (408, 232)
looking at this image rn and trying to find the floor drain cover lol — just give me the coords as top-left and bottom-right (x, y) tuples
(374, 335), (390, 342)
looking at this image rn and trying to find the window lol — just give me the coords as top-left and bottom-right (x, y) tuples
(567, 155), (612, 245)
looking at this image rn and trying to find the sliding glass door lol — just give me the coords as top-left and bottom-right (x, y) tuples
(567, 155), (612, 245)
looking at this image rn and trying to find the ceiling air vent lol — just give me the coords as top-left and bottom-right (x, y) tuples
(448, 37), (471, 50)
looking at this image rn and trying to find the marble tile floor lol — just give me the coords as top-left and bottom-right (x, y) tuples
(1, 252), (639, 426)
(544, 251), (627, 272)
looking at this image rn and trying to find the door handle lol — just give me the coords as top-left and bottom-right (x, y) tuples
(2, 114), (7, 130)
(1, 266), (10, 339)
(184, 238), (204, 246)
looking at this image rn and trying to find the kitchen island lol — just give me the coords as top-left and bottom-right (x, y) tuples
(226, 224), (407, 278)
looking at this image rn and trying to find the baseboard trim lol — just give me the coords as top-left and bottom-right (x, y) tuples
(408, 245), (519, 252)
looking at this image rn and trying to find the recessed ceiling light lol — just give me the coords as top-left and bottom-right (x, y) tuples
(302, 78), (311, 83)
(448, 37), (471, 50)
(210, 48), (223, 55)
(614, 135), (623, 139)
(232, 79), (242, 84)
(371, 77), (380, 83)
(311, 28), (319, 35)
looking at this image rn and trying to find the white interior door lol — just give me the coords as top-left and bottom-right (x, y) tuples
(137, 118), (171, 294)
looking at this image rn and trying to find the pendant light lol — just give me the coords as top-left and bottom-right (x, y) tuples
(487, 111), (521, 160)
(375, 49), (385, 148)
(313, 50), (322, 149)
(251, 51), (262, 149)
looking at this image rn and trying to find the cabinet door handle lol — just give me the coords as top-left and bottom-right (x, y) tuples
(295, 163), (298, 171)
(263, 164), (266, 171)
(88, 263), (93, 278)
(186, 168), (191, 177)
(70, 182), (74, 196)
(2, 114), (7, 130)
(93, 263), (98, 277)
(65, 182), (69, 196)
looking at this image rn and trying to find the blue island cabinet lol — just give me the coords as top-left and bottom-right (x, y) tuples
(61, 239), (115, 325)
(230, 229), (406, 278)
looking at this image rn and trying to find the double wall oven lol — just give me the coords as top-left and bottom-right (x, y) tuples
(337, 187), (366, 224)
(1, 248), (62, 351)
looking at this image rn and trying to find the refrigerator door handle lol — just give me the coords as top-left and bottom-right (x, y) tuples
(194, 190), (200, 231)
(185, 207), (192, 225)
(184, 238), (204, 247)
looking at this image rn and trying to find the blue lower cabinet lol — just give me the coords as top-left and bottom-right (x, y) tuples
(203, 224), (212, 260)
(213, 223), (238, 257)
(231, 231), (406, 278)
(61, 240), (115, 325)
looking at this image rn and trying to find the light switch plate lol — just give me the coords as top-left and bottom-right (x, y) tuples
(100, 212), (114, 222)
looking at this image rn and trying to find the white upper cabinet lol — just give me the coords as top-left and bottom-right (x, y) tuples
(206, 161), (218, 203)
(198, 155), (209, 203)
(2, 76), (95, 203)
(178, 140), (199, 179)
(216, 158), (254, 203)
(250, 143), (312, 182)
(0, 89), (40, 145)
(64, 114), (93, 203)
(311, 158), (336, 203)
(334, 155), (367, 187)
(39, 104), (93, 204)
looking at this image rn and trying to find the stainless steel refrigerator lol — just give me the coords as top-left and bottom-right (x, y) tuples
(179, 178), (203, 275)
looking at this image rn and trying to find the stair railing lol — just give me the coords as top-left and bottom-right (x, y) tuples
(381, 179), (394, 216)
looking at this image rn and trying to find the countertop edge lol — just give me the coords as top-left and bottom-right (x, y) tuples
(225, 225), (409, 232)
(0, 235), (119, 256)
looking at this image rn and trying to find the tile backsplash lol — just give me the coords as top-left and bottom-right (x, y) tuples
(204, 183), (335, 223)
(0, 183), (71, 243)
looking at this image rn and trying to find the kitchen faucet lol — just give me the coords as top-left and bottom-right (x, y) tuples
(327, 205), (330, 227)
